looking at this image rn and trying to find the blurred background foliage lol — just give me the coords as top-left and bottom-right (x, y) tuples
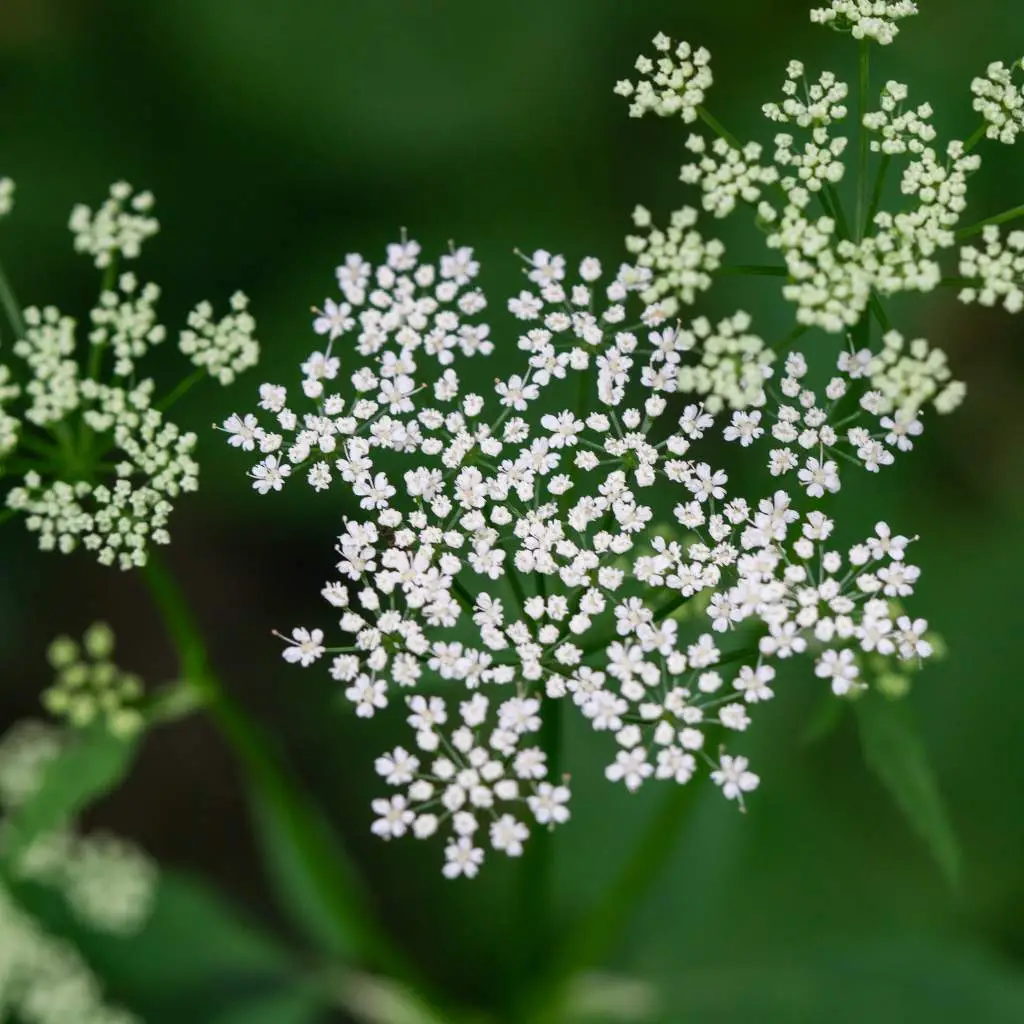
(1, 0), (1023, 1021)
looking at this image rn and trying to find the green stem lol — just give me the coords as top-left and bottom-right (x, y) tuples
(0, 259), (25, 341)
(955, 203), (1024, 241)
(520, 695), (564, 982)
(856, 40), (870, 239)
(962, 122), (989, 155)
(717, 264), (788, 277)
(141, 552), (444, 1004)
(157, 366), (206, 412)
(696, 107), (743, 150)
(523, 781), (702, 1023)
(864, 153), (891, 233)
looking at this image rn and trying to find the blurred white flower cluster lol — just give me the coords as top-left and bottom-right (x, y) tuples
(0, 182), (259, 569)
(220, 1), (1020, 878)
(0, 720), (157, 1023)
(42, 623), (145, 738)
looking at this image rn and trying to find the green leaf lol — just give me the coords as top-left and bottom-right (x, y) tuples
(15, 869), (327, 1024)
(3, 725), (138, 863)
(249, 785), (368, 960)
(207, 988), (324, 1024)
(855, 694), (961, 886)
(638, 940), (1024, 1024)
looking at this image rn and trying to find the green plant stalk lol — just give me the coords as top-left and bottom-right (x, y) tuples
(718, 264), (788, 277)
(157, 366), (206, 412)
(521, 780), (702, 1024)
(520, 693), (564, 982)
(0, 260), (25, 342)
(856, 40), (871, 239)
(955, 202), (1024, 241)
(141, 551), (449, 1012)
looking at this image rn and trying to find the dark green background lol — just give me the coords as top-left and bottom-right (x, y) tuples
(1, 0), (1023, 1020)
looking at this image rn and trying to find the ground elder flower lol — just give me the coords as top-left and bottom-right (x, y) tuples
(614, 36), (712, 123)
(809, 1), (919, 45)
(971, 59), (1024, 146)
(0, 182), (260, 568)
(959, 225), (1024, 313)
(617, 14), (1000, 337)
(68, 181), (158, 268)
(179, 291), (260, 385)
(225, 232), (943, 877)
(42, 623), (145, 737)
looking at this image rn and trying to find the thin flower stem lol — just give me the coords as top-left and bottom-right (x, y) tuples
(696, 107), (743, 150)
(141, 551), (447, 1008)
(0, 259), (25, 341)
(157, 367), (206, 412)
(955, 203), (1024, 241)
(864, 153), (890, 232)
(717, 264), (788, 277)
(962, 122), (989, 155)
(856, 40), (871, 239)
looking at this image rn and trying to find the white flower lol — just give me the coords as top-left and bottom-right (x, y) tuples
(281, 627), (326, 667)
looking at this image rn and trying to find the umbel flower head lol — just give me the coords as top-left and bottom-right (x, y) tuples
(222, 0), (1017, 878)
(0, 181), (260, 569)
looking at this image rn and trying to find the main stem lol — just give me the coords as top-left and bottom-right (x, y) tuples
(521, 780), (702, 1023)
(141, 551), (444, 1006)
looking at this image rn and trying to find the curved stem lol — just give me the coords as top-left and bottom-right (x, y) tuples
(141, 551), (447, 1007)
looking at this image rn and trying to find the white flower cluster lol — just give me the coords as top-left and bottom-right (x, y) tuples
(809, 1), (919, 45)
(861, 81), (936, 155)
(0, 183), (259, 568)
(179, 292), (259, 385)
(226, 234), (939, 877)
(617, 31), (994, 336)
(69, 181), (158, 269)
(971, 59), (1024, 146)
(625, 205), (723, 314)
(613, 34), (712, 122)
(43, 623), (145, 737)
(0, 720), (157, 1023)
(959, 225), (1024, 313)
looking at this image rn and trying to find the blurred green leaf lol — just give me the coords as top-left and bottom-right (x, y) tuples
(209, 989), (324, 1024)
(800, 692), (848, 746)
(646, 940), (1024, 1023)
(16, 869), (326, 1023)
(249, 784), (365, 960)
(855, 694), (961, 886)
(3, 725), (138, 864)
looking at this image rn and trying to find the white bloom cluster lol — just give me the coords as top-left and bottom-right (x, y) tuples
(809, 1), (919, 45)
(625, 205), (723, 315)
(0, 720), (157, 1023)
(69, 181), (158, 268)
(971, 59), (1024, 146)
(959, 225), (1024, 313)
(0, 183), (260, 568)
(6, 380), (199, 568)
(226, 235), (939, 877)
(179, 292), (259, 385)
(43, 623), (145, 737)
(613, 34), (712, 122)
(618, 32), (994, 335)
